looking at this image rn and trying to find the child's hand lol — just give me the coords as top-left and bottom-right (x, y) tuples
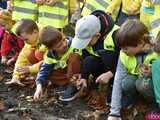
(6, 58), (15, 65)
(96, 71), (113, 84)
(45, 0), (57, 5)
(5, 79), (25, 86)
(76, 79), (87, 90)
(1, 56), (7, 65)
(108, 116), (122, 120)
(139, 64), (151, 77)
(16, 66), (30, 75)
(34, 84), (43, 101)
(36, 0), (45, 4)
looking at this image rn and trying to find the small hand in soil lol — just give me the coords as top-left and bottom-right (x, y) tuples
(5, 79), (25, 86)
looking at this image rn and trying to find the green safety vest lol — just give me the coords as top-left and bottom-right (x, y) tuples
(44, 47), (81, 70)
(81, 0), (111, 16)
(120, 51), (159, 75)
(86, 25), (119, 56)
(12, 0), (38, 21)
(38, 0), (68, 29)
(151, 4), (160, 39)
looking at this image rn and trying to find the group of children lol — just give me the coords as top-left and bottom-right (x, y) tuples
(0, 0), (160, 120)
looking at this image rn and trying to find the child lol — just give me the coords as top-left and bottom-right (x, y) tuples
(33, 26), (81, 101)
(108, 20), (158, 120)
(71, 10), (120, 110)
(5, 19), (46, 86)
(0, 10), (24, 65)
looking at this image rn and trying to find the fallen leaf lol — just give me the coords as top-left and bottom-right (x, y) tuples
(0, 75), (4, 81)
(26, 96), (33, 102)
(0, 100), (5, 110)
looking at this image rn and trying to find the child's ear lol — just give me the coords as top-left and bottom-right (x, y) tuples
(33, 29), (38, 34)
(95, 32), (101, 38)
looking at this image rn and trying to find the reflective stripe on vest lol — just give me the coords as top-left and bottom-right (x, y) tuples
(38, 1), (68, 28)
(81, 0), (111, 16)
(86, 46), (99, 57)
(120, 51), (159, 75)
(12, 0), (38, 21)
(103, 25), (119, 51)
(150, 4), (160, 38)
(44, 47), (81, 70)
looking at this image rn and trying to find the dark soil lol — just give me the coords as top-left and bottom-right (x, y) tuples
(0, 23), (155, 120)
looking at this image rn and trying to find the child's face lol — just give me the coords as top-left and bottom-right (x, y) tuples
(122, 43), (145, 56)
(52, 36), (68, 55)
(0, 19), (13, 31)
(20, 30), (39, 46)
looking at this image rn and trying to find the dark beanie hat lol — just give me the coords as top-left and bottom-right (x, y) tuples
(91, 10), (114, 37)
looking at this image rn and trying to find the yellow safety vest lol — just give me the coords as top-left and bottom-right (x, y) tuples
(38, 0), (68, 29)
(86, 25), (119, 56)
(12, 0), (38, 21)
(103, 25), (119, 51)
(120, 51), (159, 75)
(81, 0), (111, 16)
(150, 4), (160, 39)
(142, 0), (154, 8)
(44, 47), (81, 70)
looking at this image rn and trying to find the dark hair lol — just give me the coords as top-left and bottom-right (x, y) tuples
(116, 19), (149, 48)
(39, 26), (62, 48)
(154, 31), (160, 53)
(16, 19), (38, 36)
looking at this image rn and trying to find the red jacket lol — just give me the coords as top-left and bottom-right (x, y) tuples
(1, 31), (24, 61)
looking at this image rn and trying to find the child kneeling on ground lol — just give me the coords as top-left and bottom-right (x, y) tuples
(6, 19), (46, 86)
(33, 26), (81, 101)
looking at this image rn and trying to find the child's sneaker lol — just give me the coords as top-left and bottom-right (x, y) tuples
(55, 85), (67, 94)
(59, 84), (78, 102)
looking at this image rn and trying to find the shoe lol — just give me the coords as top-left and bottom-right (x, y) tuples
(121, 95), (136, 109)
(55, 85), (67, 94)
(59, 84), (78, 102)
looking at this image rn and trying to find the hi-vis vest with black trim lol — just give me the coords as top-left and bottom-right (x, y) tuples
(12, 0), (38, 21)
(38, 0), (68, 29)
(86, 25), (119, 56)
(44, 47), (81, 70)
(120, 51), (159, 75)
(81, 0), (111, 16)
